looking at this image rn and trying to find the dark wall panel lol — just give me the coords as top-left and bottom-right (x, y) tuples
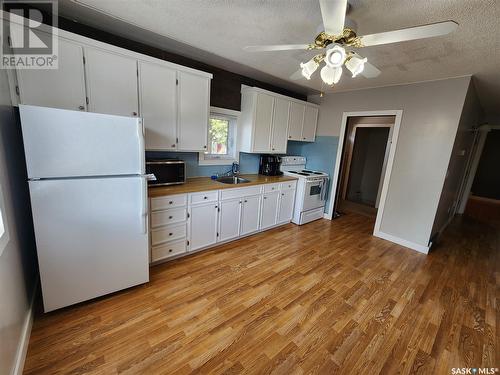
(471, 129), (500, 200)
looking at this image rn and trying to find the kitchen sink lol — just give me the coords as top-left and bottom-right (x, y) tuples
(216, 176), (251, 184)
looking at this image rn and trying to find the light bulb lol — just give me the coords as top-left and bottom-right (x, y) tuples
(345, 55), (367, 77)
(320, 65), (342, 85)
(324, 45), (346, 68)
(300, 58), (319, 80)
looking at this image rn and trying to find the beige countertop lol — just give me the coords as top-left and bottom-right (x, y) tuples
(148, 174), (297, 197)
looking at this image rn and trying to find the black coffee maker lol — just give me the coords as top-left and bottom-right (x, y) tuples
(259, 155), (283, 176)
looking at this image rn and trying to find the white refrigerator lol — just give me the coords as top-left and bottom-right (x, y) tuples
(19, 105), (150, 312)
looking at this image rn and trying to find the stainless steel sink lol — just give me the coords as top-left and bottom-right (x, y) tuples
(216, 176), (251, 184)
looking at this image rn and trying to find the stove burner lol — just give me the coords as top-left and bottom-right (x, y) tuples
(290, 171), (310, 176)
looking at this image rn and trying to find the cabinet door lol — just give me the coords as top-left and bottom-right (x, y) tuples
(260, 192), (280, 229)
(288, 102), (305, 141)
(189, 202), (218, 251)
(241, 195), (261, 235)
(178, 72), (210, 151)
(271, 97), (290, 153)
(302, 105), (319, 142)
(253, 93), (274, 152)
(17, 39), (87, 111)
(278, 189), (296, 223)
(139, 62), (177, 150)
(218, 198), (241, 242)
(85, 48), (139, 117)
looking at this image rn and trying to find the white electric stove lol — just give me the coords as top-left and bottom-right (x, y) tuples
(280, 156), (329, 225)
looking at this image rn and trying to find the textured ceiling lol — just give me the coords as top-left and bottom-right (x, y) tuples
(59, 0), (500, 120)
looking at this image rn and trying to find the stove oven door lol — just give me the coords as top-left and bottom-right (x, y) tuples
(302, 177), (328, 211)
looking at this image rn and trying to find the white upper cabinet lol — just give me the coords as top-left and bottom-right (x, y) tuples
(178, 71), (210, 151)
(253, 93), (274, 152)
(139, 61), (177, 150)
(17, 39), (87, 111)
(302, 105), (319, 142)
(85, 48), (139, 117)
(271, 97), (290, 153)
(288, 102), (305, 141)
(240, 86), (318, 153)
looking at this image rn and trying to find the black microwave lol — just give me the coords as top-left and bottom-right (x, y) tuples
(146, 159), (185, 186)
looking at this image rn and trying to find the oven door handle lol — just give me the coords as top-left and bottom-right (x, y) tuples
(320, 178), (329, 201)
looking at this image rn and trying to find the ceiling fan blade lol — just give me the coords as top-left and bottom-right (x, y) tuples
(319, 0), (348, 36)
(243, 44), (310, 52)
(359, 21), (458, 47)
(290, 68), (304, 80)
(360, 61), (381, 78)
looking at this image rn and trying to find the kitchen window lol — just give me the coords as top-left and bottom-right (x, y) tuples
(199, 107), (239, 166)
(0, 183), (9, 256)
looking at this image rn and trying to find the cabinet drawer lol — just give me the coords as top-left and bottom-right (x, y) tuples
(151, 194), (187, 211)
(151, 239), (186, 262)
(280, 181), (297, 190)
(190, 191), (218, 205)
(151, 223), (186, 246)
(263, 183), (280, 193)
(220, 185), (262, 201)
(151, 207), (186, 228)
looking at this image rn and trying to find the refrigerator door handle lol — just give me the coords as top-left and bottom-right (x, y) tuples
(141, 176), (148, 234)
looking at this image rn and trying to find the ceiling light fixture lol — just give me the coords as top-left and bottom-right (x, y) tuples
(299, 48), (368, 86)
(324, 45), (346, 68)
(300, 55), (323, 80)
(345, 54), (367, 78)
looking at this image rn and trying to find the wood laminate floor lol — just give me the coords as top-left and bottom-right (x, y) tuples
(24, 213), (499, 374)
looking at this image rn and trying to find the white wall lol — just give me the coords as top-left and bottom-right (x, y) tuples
(431, 80), (483, 235)
(0, 69), (37, 374)
(311, 76), (471, 247)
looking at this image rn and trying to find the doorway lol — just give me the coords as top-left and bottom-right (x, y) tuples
(336, 116), (394, 217)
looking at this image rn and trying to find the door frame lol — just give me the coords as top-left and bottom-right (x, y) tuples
(340, 123), (394, 209)
(327, 110), (403, 236)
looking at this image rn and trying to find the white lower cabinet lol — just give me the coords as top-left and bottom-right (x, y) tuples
(150, 182), (296, 263)
(218, 198), (242, 242)
(149, 194), (188, 263)
(240, 195), (261, 235)
(188, 201), (219, 251)
(260, 191), (280, 229)
(278, 189), (296, 224)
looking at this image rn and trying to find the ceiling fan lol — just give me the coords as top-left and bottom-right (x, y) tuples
(243, 0), (458, 86)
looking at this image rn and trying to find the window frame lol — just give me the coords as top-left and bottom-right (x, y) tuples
(199, 106), (240, 166)
(0, 182), (10, 256)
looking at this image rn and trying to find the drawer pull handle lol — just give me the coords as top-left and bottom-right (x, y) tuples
(168, 249), (173, 253)
(282, 193), (285, 196)
(244, 200), (247, 203)
(204, 196), (208, 199)
(169, 201), (173, 205)
(169, 216), (173, 219)
(169, 233), (173, 236)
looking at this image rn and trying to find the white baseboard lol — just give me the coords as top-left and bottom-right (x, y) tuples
(12, 281), (37, 375)
(323, 213), (331, 220)
(374, 230), (429, 254)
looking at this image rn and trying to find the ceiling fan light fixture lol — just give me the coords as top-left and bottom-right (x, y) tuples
(324, 45), (346, 68)
(320, 65), (342, 85)
(345, 54), (367, 77)
(300, 58), (319, 80)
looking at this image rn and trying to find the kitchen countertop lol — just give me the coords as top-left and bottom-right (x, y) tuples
(148, 174), (297, 197)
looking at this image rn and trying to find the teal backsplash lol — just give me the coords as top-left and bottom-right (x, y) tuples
(147, 136), (339, 214)
(145, 151), (261, 178)
(287, 136), (340, 214)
